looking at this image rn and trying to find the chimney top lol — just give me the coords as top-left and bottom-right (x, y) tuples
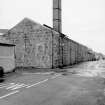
(53, 0), (62, 33)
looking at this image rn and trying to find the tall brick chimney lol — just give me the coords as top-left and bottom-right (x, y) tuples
(53, 0), (62, 33)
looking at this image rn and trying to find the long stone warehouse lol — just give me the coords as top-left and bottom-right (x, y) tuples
(2, 18), (95, 69)
(1, 0), (95, 69)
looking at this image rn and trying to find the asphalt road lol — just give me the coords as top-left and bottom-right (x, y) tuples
(0, 60), (105, 105)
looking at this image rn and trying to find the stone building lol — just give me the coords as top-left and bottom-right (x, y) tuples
(0, 0), (96, 70)
(2, 17), (96, 69)
(2, 17), (97, 70)
(3, 18), (62, 68)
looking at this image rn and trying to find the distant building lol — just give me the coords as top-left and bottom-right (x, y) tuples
(94, 52), (105, 60)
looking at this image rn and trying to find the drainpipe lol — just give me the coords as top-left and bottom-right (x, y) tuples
(51, 29), (54, 69)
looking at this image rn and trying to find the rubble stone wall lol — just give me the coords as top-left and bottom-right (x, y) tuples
(3, 19), (52, 68)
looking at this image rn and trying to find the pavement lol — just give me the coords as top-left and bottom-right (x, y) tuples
(0, 60), (105, 105)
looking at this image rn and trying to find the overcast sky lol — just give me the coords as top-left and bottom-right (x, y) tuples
(0, 0), (105, 54)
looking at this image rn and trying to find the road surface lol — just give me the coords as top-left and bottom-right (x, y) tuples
(0, 60), (105, 105)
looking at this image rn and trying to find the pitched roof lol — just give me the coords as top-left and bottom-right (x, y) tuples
(9, 17), (42, 30)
